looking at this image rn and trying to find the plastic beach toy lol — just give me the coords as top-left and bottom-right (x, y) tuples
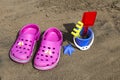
(63, 44), (75, 56)
(10, 24), (40, 63)
(71, 11), (97, 50)
(73, 28), (94, 50)
(34, 27), (63, 70)
(82, 11), (97, 37)
(71, 21), (83, 38)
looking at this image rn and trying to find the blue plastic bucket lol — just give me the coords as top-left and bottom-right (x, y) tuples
(75, 28), (94, 47)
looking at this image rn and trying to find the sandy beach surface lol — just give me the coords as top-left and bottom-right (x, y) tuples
(0, 0), (120, 80)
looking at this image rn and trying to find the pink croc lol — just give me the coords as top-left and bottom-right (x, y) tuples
(10, 24), (40, 63)
(34, 27), (63, 70)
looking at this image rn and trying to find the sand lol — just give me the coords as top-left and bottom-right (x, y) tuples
(0, 0), (120, 80)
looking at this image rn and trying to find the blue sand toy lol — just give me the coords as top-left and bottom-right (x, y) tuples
(73, 28), (94, 50)
(63, 44), (75, 56)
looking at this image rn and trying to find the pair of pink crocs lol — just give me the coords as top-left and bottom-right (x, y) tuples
(10, 24), (63, 70)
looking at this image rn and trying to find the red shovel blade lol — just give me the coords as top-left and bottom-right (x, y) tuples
(82, 11), (97, 27)
(82, 11), (97, 37)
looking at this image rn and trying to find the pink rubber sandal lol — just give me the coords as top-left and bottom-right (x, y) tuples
(34, 27), (63, 70)
(10, 24), (40, 63)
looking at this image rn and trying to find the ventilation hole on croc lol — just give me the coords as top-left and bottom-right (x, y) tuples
(27, 56), (29, 58)
(41, 54), (43, 56)
(37, 57), (39, 59)
(46, 59), (48, 61)
(43, 46), (46, 48)
(16, 46), (18, 48)
(40, 59), (43, 61)
(25, 52), (27, 54)
(19, 47), (21, 49)
(52, 52), (55, 54)
(42, 50), (44, 52)
(48, 47), (50, 49)
(25, 40), (28, 41)
(30, 41), (32, 42)
(21, 39), (23, 41)
(13, 53), (14, 56)
(53, 48), (55, 50)
(23, 48), (26, 49)
(52, 62), (54, 64)
(37, 54), (39, 55)
(86, 47), (87, 48)
(46, 64), (49, 66)
(45, 55), (48, 57)
(56, 58), (58, 61)
(44, 38), (46, 40)
(20, 51), (22, 53)
(25, 43), (27, 45)
(27, 49), (30, 51)
(29, 45), (31, 46)
(50, 56), (53, 58)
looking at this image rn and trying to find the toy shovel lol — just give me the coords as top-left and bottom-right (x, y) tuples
(82, 11), (97, 37)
